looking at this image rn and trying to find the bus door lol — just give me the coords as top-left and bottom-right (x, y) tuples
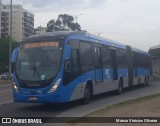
(93, 46), (103, 82)
(126, 45), (133, 87)
(110, 49), (118, 80)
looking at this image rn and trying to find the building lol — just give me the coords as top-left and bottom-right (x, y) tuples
(149, 44), (160, 80)
(34, 26), (47, 35)
(0, 4), (34, 42)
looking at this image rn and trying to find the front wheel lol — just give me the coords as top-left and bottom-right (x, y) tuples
(81, 85), (91, 105)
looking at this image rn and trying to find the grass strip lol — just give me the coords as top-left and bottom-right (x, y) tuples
(69, 93), (160, 123)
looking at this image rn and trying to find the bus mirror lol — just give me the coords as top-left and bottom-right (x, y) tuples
(12, 48), (19, 64)
(64, 45), (72, 60)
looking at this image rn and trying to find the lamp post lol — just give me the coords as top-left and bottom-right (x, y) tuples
(0, 0), (1, 38)
(9, 0), (12, 79)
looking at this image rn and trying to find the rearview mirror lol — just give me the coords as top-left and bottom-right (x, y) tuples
(12, 48), (19, 64)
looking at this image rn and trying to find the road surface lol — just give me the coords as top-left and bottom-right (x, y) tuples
(0, 81), (160, 118)
(0, 84), (13, 104)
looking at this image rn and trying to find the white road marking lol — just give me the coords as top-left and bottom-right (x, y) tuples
(0, 84), (12, 87)
(0, 89), (12, 93)
(0, 100), (13, 105)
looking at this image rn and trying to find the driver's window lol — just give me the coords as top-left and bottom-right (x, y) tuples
(69, 40), (80, 73)
(63, 40), (80, 86)
(71, 49), (80, 73)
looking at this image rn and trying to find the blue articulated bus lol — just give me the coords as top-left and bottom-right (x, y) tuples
(12, 31), (152, 104)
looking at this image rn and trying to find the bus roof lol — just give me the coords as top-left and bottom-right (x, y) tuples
(23, 31), (87, 41)
(131, 47), (149, 55)
(24, 31), (148, 54)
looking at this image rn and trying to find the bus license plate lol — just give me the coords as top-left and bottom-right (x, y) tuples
(29, 96), (37, 101)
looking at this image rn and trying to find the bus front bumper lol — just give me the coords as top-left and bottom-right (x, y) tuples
(13, 92), (65, 103)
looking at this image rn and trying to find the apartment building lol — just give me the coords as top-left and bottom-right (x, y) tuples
(0, 4), (34, 42)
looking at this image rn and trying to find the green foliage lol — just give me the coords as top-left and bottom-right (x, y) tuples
(46, 14), (82, 32)
(0, 37), (19, 73)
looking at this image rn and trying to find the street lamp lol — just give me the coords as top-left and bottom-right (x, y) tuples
(9, 0), (12, 79)
(95, 32), (103, 36)
(0, 0), (1, 38)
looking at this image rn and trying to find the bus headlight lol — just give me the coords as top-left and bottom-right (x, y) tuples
(48, 78), (61, 93)
(13, 81), (19, 93)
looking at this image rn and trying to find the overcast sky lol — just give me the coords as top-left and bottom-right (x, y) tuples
(3, 0), (160, 51)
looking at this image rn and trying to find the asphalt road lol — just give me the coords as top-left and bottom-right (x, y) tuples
(0, 84), (13, 104)
(0, 81), (160, 119)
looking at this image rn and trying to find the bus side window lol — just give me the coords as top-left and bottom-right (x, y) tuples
(80, 41), (93, 73)
(71, 49), (80, 73)
(117, 49), (127, 67)
(102, 45), (110, 67)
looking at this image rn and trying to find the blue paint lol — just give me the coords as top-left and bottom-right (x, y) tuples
(117, 68), (128, 78)
(11, 48), (19, 64)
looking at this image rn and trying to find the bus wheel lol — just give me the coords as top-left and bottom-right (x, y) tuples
(81, 85), (91, 105)
(117, 80), (123, 95)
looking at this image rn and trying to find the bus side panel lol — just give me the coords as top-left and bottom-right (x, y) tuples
(94, 68), (115, 95)
(70, 67), (129, 101)
(117, 68), (128, 88)
(69, 70), (94, 101)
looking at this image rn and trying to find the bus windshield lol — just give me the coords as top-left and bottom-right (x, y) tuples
(16, 42), (62, 81)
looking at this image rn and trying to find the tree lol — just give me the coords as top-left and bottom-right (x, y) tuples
(46, 14), (82, 32)
(47, 19), (55, 32)
(0, 37), (19, 73)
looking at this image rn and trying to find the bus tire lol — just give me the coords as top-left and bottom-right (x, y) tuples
(81, 84), (92, 105)
(117, 79), (123, 95)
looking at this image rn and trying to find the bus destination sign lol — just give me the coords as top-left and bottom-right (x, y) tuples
(24, 42), (59, 48)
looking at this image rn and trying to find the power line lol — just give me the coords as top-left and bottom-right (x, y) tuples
(0, 0), (1, 38)
(9, 0), (12, 79)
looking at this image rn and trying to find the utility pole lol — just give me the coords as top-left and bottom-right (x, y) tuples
(9, 0), (12, 79)
(0, 0), (1, 38)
